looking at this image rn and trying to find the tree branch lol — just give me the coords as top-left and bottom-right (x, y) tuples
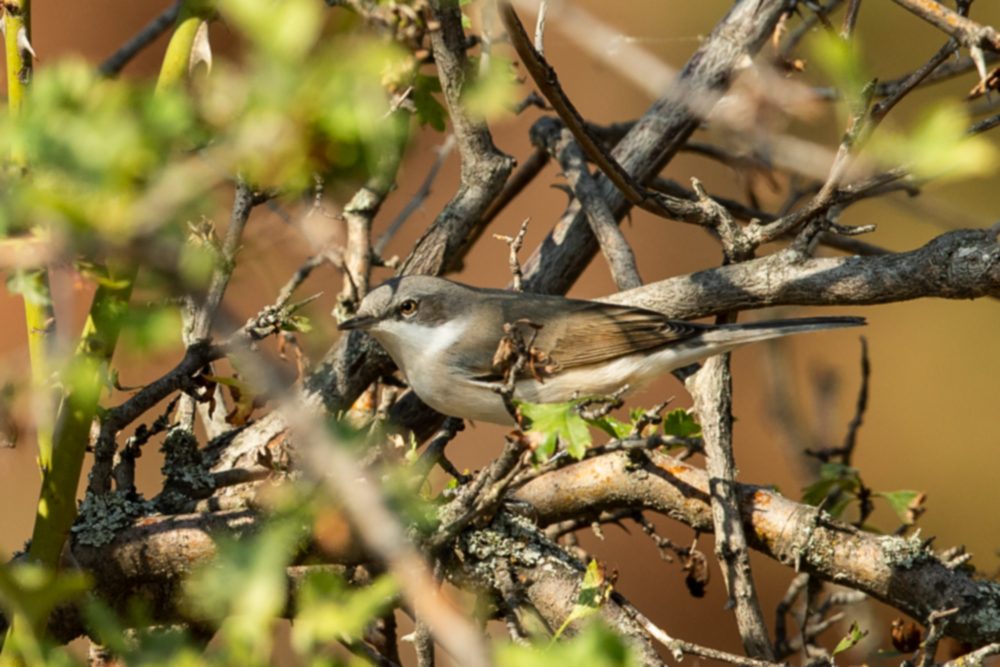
(514, 448), (1000, 647)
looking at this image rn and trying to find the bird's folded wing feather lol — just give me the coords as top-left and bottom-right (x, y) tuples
(540, 303), (705, 369)
(466, 302), (707, 382)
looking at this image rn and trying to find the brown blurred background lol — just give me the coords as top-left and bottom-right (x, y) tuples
(1, 1), (999, 664)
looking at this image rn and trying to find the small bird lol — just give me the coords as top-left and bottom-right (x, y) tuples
(339, 276), (865, 425)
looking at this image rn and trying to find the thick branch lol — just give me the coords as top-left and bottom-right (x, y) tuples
(529, 117), (642, 290)
(397, 0), (513, 277)
(517, 0), (789, 295)
(688, 356), (774, 660)
(514, 449), (1000, 646)
(601, 225), (1000, 318)
(890, 0), (1000, 51)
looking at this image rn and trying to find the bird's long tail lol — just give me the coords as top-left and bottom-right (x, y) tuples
(699, 316), (866, 349)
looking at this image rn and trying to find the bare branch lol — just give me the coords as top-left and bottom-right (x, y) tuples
(602, 225), (1000, 319)
(687, 354), (774, 660)
(516, 0), (790, 295)
(397, 1), (514, 277)
(890, 0), (1000, 52)
(515, 449), (1000, 646)
(374, 134), (457, 257)
(530, 117), (642, 290)
(98, 2), (180, 76)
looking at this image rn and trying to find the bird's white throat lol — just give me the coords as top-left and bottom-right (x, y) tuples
(371, 317), (470, 378)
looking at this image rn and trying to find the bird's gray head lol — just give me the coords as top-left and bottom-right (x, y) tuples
(337, 276), (473, 333)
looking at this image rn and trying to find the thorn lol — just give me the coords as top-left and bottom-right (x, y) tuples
(17, 24), (35, 61)
(286, 292), (323, 313)
(971, 45), (989, 93)
(189, 20), (212, 77)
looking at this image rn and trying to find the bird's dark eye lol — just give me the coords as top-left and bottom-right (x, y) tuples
(398, 299), (418, 317)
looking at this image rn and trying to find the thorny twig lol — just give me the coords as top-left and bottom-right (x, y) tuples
(493, 218), (530, 292)
(573, 385), (629, 421)
(805, 338), (869, 465)
(920, 608), (961, 667)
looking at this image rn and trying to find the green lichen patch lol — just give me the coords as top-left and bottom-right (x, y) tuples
(72, 490), (155, 547)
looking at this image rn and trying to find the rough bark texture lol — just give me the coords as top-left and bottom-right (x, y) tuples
(519, 0), (791, 295)
(515, 449), (1000, 646)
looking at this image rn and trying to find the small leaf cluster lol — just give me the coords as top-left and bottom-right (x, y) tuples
(801, 462), (922, 529)
(517, 397), (702, 461)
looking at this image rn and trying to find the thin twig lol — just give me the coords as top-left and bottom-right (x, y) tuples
(374, 134), (457, 257)
(841, 0), (863, 40)
(412, 417), (466, 484)
(530, 118), (642, 290)
(493, 219), (530, 292)
(447, 148), (549, 273)
(99, 2), (181, 76)
(920, 608), (961, 667)
(275, 255), (328, 310)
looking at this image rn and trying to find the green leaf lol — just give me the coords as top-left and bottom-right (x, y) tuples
(412, 74), (448, 132)
(871, 104), (998, 181)
(833, 621), (868, 655)
(551, 560), (612, 642)
(874, 490), (921, 524)
(517, 400), (592, 460)
(497, 622), (632, 667)
(280, 315), (312, 333)
(801, 464), (863, 511)
(587, 416), (632, 439)
(661, 409), (701, 438)
(463, 55), (519, 119)
(292, 570), (399, 654)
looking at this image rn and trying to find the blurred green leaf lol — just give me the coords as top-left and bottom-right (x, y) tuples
(291, 570), (398, 655)
(810, 31), (870, 112)
(0, 563), (92, 638)
(220, 0), (323, 63)
(464, 55), (518, 119)
(120, 306), (183, 354)
(5, 270), (52, 306)
(497, 622), (632, 667)
(413, 73), (448, 132)
(185, 518), (307, 662)
(871, 104), (998, 181)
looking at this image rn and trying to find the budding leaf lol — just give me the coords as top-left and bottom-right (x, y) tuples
(551, 559), (613, 642)
(833, 621), (868, 655)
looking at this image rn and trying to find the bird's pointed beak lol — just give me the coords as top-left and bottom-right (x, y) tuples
(338, 314), (378, 331)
